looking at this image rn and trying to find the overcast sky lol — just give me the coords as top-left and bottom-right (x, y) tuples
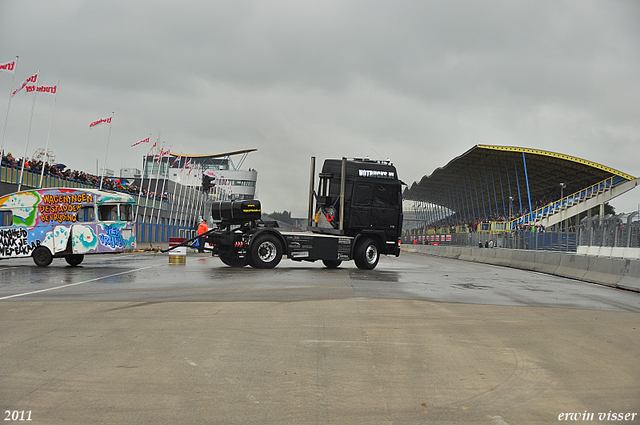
(1, 0), (639, 214)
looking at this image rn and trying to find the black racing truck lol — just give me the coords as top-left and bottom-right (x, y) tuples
(168, 157), (403, 269)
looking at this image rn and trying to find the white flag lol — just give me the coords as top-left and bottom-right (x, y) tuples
(25, 85), (57, 95)
(89, 116), (112, 129)
(36, 85), (57, 95)
(0, 61), (16, 74)
(131, 136), (150, 147)
(11, 73), (38, 96)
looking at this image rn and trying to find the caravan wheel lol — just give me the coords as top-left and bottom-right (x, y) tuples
(32, 247), (53, 267)
(65, 254), (84, 267)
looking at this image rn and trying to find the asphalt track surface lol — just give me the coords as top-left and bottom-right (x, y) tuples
(1, 250), (639, 424)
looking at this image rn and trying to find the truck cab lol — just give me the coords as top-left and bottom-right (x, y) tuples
(310, 158), (403, 257)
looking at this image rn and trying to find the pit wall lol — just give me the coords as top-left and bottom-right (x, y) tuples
(403, 244), (640, 293)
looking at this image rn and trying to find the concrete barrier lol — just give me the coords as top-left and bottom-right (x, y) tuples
(618, 260), (640, 292)
(531, 251), (561, 275)
(402, 244), (640, 293)
(555, 254), (590, 281)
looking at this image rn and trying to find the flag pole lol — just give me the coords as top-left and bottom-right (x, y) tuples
(175, 158), (189, 237)
(167, 153), (182, 236)
(39, 79), (59, 188)
(99, 111), (114, 190)
(150, 142), (166, 225)
(135, 133), (152, 219)
(1, 55), (18, 156)
(142, 133), (159, 221)
(156, 146), (171, 225)
(17, 69), (38, 192)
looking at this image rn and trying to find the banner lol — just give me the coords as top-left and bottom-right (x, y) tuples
(131, 136), (149, 147)
(89, 116), (112, 129)
(11, 73), (38, 96)
(0, 61), (16, 74)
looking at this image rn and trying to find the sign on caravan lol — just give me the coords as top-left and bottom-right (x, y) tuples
(0, 188), (136, 267)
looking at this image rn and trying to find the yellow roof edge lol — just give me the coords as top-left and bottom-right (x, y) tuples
(476, 145), (635, 181)
(167, 149), (258, 159)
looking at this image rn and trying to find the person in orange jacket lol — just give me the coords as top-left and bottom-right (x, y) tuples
(197, 217), (208, 253)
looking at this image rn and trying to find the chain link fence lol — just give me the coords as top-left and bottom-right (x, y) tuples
(578, 212), (640, 248)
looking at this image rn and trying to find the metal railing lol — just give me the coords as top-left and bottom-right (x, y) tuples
(579, 212), (639, 248)
(510, 175), (626, 227)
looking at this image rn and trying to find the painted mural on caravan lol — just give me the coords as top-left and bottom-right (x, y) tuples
(0, 188), (136, 267)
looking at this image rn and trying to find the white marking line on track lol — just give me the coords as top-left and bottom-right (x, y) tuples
(0, 264), (159, 301)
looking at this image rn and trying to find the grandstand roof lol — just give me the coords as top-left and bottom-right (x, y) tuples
(167, 149), (257, 159)
(404, 145), (635, 216)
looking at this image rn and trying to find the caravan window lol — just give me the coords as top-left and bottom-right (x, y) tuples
(98, 205), (118, 221)
(119, 204), (133, 221)
(76, 206), (95, 223)
(1, 210), (13, 226)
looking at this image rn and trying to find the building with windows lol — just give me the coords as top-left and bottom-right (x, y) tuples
(143, 149), (258, 201)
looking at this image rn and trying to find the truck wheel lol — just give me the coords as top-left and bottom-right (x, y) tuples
(322, 260), (342, 269)
(219, 253), (247, 267)
(249, 234), (282, 269)
(65, 254), (84, 266)
(354, 238), (379, 270)
(32, 246), (53, 267)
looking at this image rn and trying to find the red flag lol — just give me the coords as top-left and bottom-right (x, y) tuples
(0, 61), (16, 74)
(131, 136), (150, 148)
(89, 116), (112, 129)
(171, 154), (182, 166)
(12, 73), (38, 96)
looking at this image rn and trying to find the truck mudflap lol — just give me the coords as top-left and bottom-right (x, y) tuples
(385, 240), (402, 257)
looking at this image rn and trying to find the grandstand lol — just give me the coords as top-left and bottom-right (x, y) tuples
(403, 145), (639, 245)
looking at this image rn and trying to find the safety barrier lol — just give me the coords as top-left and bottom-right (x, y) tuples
(577, 246), (640, 260)
(404, 243), (640, 293)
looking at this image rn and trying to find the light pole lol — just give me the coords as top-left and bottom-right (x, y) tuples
(508, 196), (514, 248)
(509, 196), (514, 220)
(559, 182), (567, 247)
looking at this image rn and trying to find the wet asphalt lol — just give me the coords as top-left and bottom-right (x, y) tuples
(1, 249), (638, 424)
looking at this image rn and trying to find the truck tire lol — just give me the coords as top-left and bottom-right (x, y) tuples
(322, 260), (342, 269)
(248, 233), (282, 269)
(219, 253), (247, 268)
(354, 238), (379, 270)
(65, 254), (84, 266)
(32, 246), (53, 267)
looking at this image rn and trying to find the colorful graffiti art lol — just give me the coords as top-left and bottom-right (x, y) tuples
(0, 188), (136, 261)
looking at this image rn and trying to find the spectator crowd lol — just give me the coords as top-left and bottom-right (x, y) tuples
(1, 152), (169, 201)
